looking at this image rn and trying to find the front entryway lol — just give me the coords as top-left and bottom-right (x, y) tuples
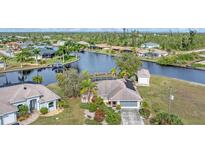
(30, 99), (37, 112)
(121, 109), (144, 125)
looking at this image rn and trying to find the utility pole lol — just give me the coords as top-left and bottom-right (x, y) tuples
(168, 86), (174, 114)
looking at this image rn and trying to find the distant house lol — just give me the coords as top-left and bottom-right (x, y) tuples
(77, 41), (90, 47)
(152, 50), (168, 57)
(6, 42), (21, 52)
(0, 83), (61, 125)
(90, 44), (111, 50)
(34, 46), (58, 59)
(43, 36), (51, 39)
(0, 49), (14, 58)
(40, 46), (58, 58)
(111, 46), (133, 52)
(141, 42), (160, 49)
(137, 50), (150, 57)
(20, 41), (34, 49)
(0, 61), (5, 68)
(56, 40), (66, 46)
(137, 69), (150, 86)
(137, 49), (168, 58)
(96, 79), (142, 109)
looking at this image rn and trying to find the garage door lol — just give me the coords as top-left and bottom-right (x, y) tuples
(120, 101), (139, 108)
(3, 113), (17, 125)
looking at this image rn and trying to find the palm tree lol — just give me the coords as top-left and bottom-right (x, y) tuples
(16, 49), (32, 68)
(0, 56), (9, 70)
(72, 43), (81, 58)
(111, 67), (117, 77)
(80, 79), (97, 103)
(33, 48), (41, 65)
(57, 41), (74, 63)
(57, 45), (66, 63)
(120, 70), (130, 79)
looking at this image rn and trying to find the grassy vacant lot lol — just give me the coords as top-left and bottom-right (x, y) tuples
(31, 83), (85, 125)
(138, 75), (205, 124)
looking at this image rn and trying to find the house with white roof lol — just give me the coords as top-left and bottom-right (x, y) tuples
(137, 69), (150, 86)
(0, 83), (60, 125)
(96, 79), (142, 109)
(141, 42), (160, 49)
(77, 41), (90, 47)
(56, 40), (66, 46)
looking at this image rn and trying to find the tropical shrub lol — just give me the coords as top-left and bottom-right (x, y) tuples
(18, 105), (29, 117)
(94, 109), (105, 122)
(105, 111), (121, 125)
(150, 112), (183, 125)
(32, 75), (43, 84)
(40, 60), (46, 64)
(58, 101), (65, 109)
(116, 104), (121, 110)
(139, 108), (151, 119)
(141, 101), (150, 109)
(158, 53), (200, 66)
(88, 103), (97, 112)
(40, 107), (48, 115)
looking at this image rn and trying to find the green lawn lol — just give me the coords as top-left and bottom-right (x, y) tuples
(0, 55), (78, 73)
(31, 83), (85, 125)
(45, 55), (78, 65)
(138, 75), (205, 124)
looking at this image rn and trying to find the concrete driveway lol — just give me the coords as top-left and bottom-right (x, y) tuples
(121, 109), (144, 125)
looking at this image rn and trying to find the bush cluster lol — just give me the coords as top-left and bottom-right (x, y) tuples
(40, 107), (48, 115)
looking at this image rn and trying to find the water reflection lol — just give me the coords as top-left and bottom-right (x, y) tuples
(0, 52), (205, 86)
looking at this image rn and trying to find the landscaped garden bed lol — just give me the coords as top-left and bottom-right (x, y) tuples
(81, 97), (121, 125)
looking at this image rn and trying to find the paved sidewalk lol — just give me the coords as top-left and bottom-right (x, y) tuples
(121, 109), (144, 125)
(19, 111), (40, 125)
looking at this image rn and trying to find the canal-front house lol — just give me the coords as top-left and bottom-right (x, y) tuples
(141, 42), (160, 49)
(0, 83), (60, 125)
(96, 79), (142, 109)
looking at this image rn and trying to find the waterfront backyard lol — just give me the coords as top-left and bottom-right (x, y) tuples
(0, 54), (78, 73)
(138, 75), (205, 124)
(2, 52), (205, 86)
(30, 74), (205, 125)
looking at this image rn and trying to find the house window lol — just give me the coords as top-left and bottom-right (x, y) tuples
(48, 102), (54, 108)
(112, 102), (117, 107)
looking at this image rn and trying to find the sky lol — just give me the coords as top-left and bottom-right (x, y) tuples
(0, 28), (205, 33)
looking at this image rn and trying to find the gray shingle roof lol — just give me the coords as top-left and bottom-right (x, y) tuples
(96, 79), (142, 101)
(0, 84), (60, 115)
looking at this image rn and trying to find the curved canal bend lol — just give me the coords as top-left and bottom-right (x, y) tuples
(0, 51), (205, 86)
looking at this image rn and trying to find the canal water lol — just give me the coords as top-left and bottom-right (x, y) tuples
(0, 51), (205, 86)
